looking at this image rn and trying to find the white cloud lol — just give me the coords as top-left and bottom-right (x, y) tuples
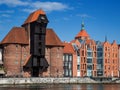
(22, 9), (36, 13)
(0, 0), (69, 12)
(1, 14), (10, 17)
(32, 2), (68, 12)
(0, 0), (29, 6)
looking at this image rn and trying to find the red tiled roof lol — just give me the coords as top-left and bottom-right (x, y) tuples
(1, 27), (28, 44)
(23, 9), (46, 25)
(75, 30), (89, 39)
(1, 27), (63, 46)
(70, 40), (75, 43)
(46, 28), (64, 46)
(63, 42), (75, 54)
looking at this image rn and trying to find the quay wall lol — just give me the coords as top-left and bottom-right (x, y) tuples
(0, 78), (119, 85)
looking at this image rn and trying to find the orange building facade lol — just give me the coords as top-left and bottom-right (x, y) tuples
(103, 40), (119, 77)
(63, 22), (119, 78)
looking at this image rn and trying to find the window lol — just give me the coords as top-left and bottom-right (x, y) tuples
(65, 70), (68, 76)
(66, 55), (68, 61)
(97, 59), (103, 64)
(69, 55), (72, 61)
(87, 59), (92, 63)
(105, 59), (107, 63)
(97, 48), (102, 51)
(87, 65), (92, 70)
(69, 70), (72, 76)
(16, 44), (18, 48)
(64, 62), (68, 66)
(116, 54), (117, 58)
(68, 62), (72, 69)
(87, 52), (92, 57)
(82, 51), (84, 56)
(77, 65), (80, 71)
(77, 56), (80, 63)
(97, 52), (103, 57)
(97, 64), (102, 69)
(63, 54), (73, 77)
(105, 47), (107, 51)
(16, 44), (18, 51)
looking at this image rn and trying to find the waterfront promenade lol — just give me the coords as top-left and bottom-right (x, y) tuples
(0, 77), (120, 85)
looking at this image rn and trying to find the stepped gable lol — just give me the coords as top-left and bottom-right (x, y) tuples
(46, 28), (64, 46)
(23, 9), (46, 25)
(111, 40), (117, 45)
(1, 27), (28, 44)
(63, 42), (75, 54)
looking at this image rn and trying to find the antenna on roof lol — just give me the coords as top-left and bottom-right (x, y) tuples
(105, 35), (107, 42)
(81, 18), (85, 30)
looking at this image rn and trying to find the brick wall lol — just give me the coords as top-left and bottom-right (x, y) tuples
(44, 46), (64, 77)
(3, 44), (30, 77)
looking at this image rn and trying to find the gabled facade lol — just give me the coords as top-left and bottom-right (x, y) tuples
(63, 22), (119, 78)
(63, 42), (76, 77)
(103, 40), (119, 77)
(63, 22), (97, 77)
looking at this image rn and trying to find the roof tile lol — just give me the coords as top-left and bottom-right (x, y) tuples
(75, 30), (89, 39)
(63, 42), (75, 54)
(46, 28), (64, 46)
(1, 27), (29, 44)
(23, 9), (45, 25)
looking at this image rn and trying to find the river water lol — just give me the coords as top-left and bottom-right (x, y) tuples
(0, 84), (119, 90)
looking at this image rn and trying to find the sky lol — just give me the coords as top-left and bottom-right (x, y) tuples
(0, 0), (120, 43)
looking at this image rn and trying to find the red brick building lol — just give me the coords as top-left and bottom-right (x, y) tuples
(1, 9), (64, 77)
(63, 22), (119, 78)
(63, 22), (97, 77)
(0, 9), (119, 78)
(103, 40), (119, 77)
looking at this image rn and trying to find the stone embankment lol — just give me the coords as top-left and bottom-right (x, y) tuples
(0, 77), (120, 85)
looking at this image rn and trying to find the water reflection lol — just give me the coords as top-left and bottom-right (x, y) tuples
(0, 84), (120, 90)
